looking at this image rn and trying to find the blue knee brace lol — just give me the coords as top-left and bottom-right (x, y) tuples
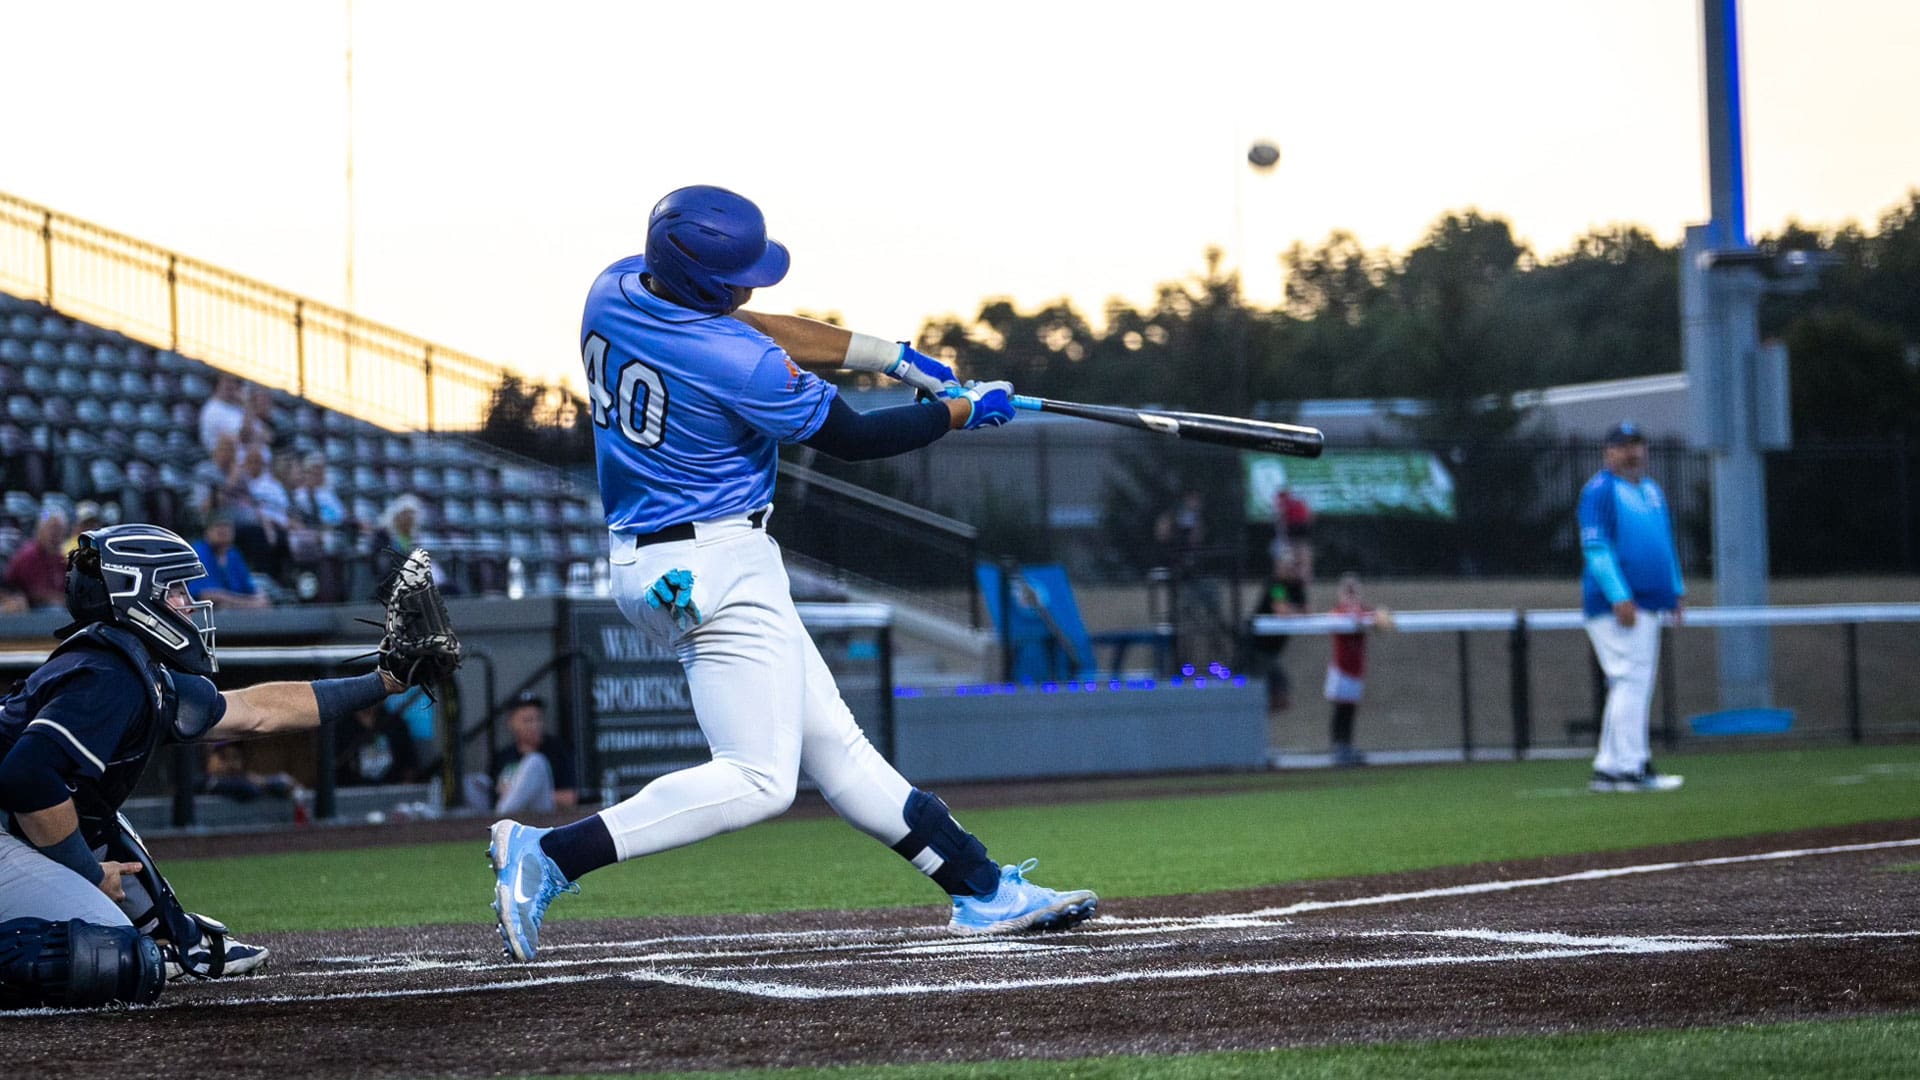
(890, 789), (1000, 897)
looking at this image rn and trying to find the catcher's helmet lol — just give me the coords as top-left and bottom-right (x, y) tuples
(62, 524), (218, 674)
(643, 185), (790, 314)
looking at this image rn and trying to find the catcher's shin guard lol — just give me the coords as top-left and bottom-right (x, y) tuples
(0, 919), (165, 1009)
(108, 813), (228, 978)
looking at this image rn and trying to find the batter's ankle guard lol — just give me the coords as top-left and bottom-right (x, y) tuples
(0, 919), (165, 1009)
(891, 789), (1000, 897)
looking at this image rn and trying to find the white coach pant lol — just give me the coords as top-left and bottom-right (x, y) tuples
(599, 512), (913, 862)
(1584, 609), (1662, 778)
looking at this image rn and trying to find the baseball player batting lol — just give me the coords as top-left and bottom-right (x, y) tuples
(487, 185), (1097, 962)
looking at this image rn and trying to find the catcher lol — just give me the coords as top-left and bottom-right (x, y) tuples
(0, 526), (458, 1008)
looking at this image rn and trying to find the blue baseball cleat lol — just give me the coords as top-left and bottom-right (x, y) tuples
(947, 859), (1098, 935)
(489, 819), (579, 962)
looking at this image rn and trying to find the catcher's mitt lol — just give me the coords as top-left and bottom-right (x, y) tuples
(373, 549), (462, 694)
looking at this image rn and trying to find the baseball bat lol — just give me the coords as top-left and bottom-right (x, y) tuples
(1010, 396), (1324, 458)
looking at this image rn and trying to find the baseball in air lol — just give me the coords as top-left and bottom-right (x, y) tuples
(1247, 141), (1281, 170)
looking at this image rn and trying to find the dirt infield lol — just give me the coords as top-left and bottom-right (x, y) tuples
(6, 818), (1920, 1079)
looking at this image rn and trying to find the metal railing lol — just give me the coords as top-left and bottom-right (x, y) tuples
(1251, 603), (1920, 758)
(772, 459), (982, 627)
(0, 189), (521, 432)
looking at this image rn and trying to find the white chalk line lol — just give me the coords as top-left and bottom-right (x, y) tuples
(1226, 836), (1920, 919)
(633, 937), (1724, 1001)
(14, 835), (1912, 1014)
(300, 835), (1920, 980)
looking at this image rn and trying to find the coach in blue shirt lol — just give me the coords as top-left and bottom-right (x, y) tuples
(1578, 421), (1686, 793)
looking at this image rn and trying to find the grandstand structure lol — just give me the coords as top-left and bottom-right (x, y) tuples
(0, 191), (985, 618)
(0, 190), (613, 600)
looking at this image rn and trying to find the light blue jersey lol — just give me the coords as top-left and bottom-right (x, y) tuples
(580, 255), (837, 534)
(1578, 469), (1685, 617)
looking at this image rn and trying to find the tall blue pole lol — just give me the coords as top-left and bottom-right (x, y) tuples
(1687, 0), (1774, 709)
(1701, 0), (1748, 249)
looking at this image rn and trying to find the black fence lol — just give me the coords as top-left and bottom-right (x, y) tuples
(806, 432), (1919, 584)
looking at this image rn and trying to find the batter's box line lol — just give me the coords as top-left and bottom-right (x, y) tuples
(637, 927), (1920, 1001)
(630, 937), (1722, 1001)
(306, 836), (1920, 971)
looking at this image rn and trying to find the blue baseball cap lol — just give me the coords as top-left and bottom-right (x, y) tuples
(1604, 420), (1646, 445)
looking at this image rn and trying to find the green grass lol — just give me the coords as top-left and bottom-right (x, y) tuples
(535, 1014), (1920, 1080)
(165, 744), (1920, 933)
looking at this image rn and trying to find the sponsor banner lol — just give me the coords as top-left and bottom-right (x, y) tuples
(1242, 449), (1456, 521)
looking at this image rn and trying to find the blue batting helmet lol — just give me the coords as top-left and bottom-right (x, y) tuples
(643, 185), (790, 314)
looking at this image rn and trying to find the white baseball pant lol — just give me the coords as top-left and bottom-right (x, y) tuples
(597, 510), (912, 861)
(1584, 609), (1662, 777)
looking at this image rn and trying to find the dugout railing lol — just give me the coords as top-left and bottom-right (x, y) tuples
(1249, 602), (1920, 759)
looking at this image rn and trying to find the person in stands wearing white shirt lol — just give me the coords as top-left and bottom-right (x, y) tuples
(198, 374), (248, 454)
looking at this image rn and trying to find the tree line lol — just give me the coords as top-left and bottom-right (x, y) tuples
(483, 187), (1920, 455)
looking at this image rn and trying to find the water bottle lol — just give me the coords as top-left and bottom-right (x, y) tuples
(601, 768), (618, 807)
(593, 557), (612, 598)
(507, 556), (526, 600)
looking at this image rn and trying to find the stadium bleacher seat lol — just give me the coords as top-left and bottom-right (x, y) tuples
(0, 291), (610, 598)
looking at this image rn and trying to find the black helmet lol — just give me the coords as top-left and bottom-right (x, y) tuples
(62, 524), (218, 674)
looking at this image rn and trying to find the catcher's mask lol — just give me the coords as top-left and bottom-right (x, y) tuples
(60, 525), (218, 674)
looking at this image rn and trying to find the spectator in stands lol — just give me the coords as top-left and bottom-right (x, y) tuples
(64, 501), (104, 555)
(3, 509), (70, 609)
(1249, 548), (1309, 712)
(374, 494), (425, 558)
(246, 450), (296, 575)
(373, 493), (450, 590)
(199, 373), (249, 454)
(1325, 572), (1392, 767)
(334, 703), (422, 787)
(187, 510), (271, 609)
(199, 743), (301, 803)
(291, 452), (347, 533)
(468, 692), (578, 814)
(190, 434), (242, 526)
(241, 386), (279, 456)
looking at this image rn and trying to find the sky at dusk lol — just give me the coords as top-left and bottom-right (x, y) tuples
(4, 0), (1917, 389)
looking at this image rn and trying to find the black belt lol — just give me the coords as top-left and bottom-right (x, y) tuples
(631, 507), (768, 548)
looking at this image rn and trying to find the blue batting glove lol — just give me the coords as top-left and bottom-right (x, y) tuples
(897, 344), (957, 387)
(644, 568), (702, 630)
(948, 380), (1015, 430)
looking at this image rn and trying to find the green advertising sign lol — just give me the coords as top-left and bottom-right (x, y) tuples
(1242, 449), (1456, 521)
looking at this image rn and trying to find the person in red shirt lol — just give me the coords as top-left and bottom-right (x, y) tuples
(1272, 486), (1315, 582)
(3, 510), (71, 610)
(1324, 572), (1392, 767)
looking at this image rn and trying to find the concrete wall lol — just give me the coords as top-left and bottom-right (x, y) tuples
(891, 682), (1268, 784)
